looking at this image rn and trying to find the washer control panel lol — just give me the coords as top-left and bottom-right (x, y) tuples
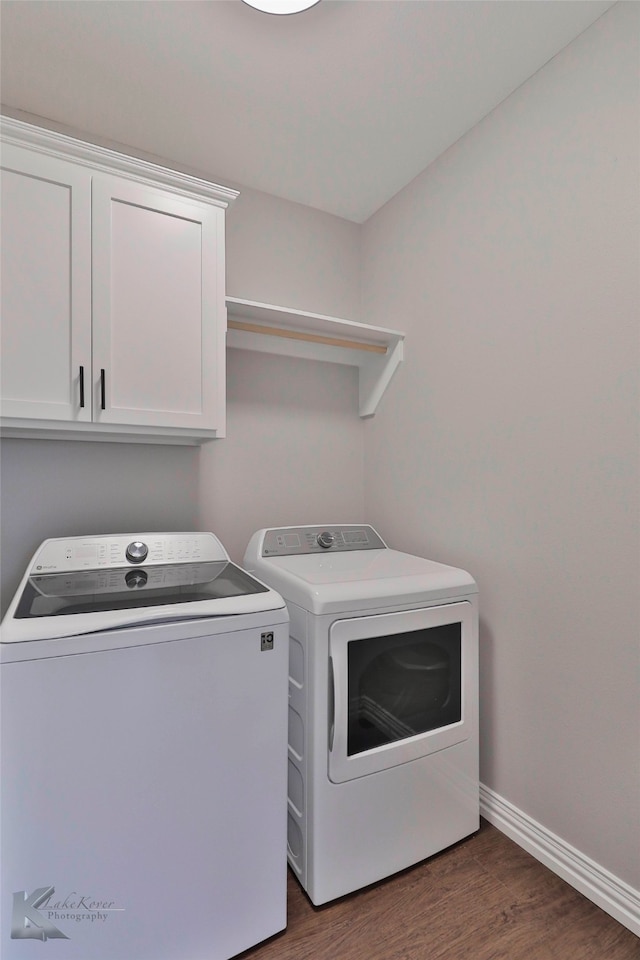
(28, 532), (228, 573)
(260, 525), (386, 557)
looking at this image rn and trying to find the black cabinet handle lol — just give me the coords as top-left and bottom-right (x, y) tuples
(79, 366), (85, 408)
(100, 369), (106, 410)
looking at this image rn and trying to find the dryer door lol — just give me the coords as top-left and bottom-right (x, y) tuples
(328, 602), (477, 784)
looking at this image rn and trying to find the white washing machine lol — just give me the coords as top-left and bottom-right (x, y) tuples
(1, 532), (289, 960)
(244, 524), (479, 905)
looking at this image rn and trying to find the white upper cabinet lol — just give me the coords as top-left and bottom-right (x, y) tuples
(0, 118), (237, 443)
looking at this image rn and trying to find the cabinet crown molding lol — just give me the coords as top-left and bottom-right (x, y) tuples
(0, 115), (239, 208)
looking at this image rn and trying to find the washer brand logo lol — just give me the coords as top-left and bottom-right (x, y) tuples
(11, 887), (69, 941)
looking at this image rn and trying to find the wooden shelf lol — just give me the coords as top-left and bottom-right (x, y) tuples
(225, 297), (404, 418)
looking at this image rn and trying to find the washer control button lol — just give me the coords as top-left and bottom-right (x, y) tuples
(126, 540), (148, 564)
(317, 531), (335, 549)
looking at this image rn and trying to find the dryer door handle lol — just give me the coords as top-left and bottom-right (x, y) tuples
(328, 656), (335, 751)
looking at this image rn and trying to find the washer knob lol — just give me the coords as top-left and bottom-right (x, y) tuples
(126, 540), (148, 564)
(317, 531), (335, 549)
(125, 569), (148, 589)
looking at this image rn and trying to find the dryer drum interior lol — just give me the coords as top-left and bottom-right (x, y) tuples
(347, 623), (462, 755)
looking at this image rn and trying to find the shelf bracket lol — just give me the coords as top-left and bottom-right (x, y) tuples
(358, 338), (404, 418)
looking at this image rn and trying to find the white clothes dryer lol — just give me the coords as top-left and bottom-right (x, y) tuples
(244, 524), (479, 905)
(1, 532), (289, 960)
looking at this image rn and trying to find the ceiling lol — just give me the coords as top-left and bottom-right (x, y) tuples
(0, 0), (617, 222)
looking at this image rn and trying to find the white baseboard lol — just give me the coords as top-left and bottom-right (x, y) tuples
(479, 783), (640, 938)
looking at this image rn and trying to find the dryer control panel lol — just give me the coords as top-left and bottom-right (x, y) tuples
(260, 525), (386, 557)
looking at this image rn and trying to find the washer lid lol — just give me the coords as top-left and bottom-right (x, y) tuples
(1, 532), (285, 644)
(245, 535), (477, 615)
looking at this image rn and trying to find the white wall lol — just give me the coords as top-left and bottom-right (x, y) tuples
(361, 1), (639, 890)
(0, 439), (200, 615)
(199, 185), (365, 562)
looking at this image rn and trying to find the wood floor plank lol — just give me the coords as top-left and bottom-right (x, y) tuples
(237, 822), (639, 960)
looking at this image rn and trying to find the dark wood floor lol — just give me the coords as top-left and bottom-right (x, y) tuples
(238, 820), (638, 960)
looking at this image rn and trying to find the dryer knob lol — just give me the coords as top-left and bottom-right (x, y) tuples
(126, 540), (148, 564)
(317, 531), (335, 549)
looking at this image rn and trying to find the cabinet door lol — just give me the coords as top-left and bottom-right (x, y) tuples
(91, 176), (225, 432)
(0, 145), (92, 421)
